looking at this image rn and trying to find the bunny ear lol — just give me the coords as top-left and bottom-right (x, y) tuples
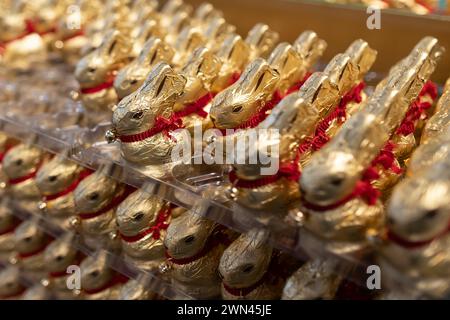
(100, 29), (131, 59)
(217, 34), (251, 65)
(191, 48), (221, 89)
(175, 26), (205, 54)
(141, 62), (186, 100)
(239, 59), (279, 96)
(324, 53), (358, 95)
(245, 23), (279, 58)
(244, 228), (270, 249)
(139, 37), (174, 66)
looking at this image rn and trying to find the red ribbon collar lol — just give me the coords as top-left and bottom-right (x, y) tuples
(83, 273), (129, 295)
(119, 205), (172, 243)
(386, 223), (450, 250)
(78, 185), (136, 220)
(17, 239), (52, 259)
(118, 114), (184, 143)
(80, 77), (115, 95)
(61, 29), (85, 42)
(43, 169), (93, 202)
(0, 219), (20, 237)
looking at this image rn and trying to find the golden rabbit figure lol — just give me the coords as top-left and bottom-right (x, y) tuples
(43, 232), (84, 299)
(36, 155), (92, 229)
(80, 250), (129, 300)
(107, 62), (186, 169)
(13, 218), (52, 277)
(378, 82), (450, 299)
(219, 229), (285, 300)
(163, 210), (229, 299)
(299, 37), (444, 255)
(282, 258), (343, 300)
(72, 166), (133, 249)
(0, 265), (25, 299)
(0, 202), (19, 260)
(209, 30), (325, 136)
(115, 187), (177, 271)
(2, 143), (49, 202)
(114, 37), (175, 100)
(75, 29), (132, 123)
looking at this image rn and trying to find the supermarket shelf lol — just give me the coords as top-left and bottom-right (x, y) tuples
(6, 199), (194, 300)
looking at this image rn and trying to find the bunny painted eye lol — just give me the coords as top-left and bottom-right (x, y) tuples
(48, 175), (58, 182)
(329, 175), (344, 187)
(131, 111), (144, 120)
(88, 67), (96, 73)
(90, 270), (100, 278)
(133, 212), (145, 221)
(129, 79), (138, 85)
(24, 236), (32, 243)
(232, 105), (243, 113)
(89, 192), (99, 201)
(55, 255), (64, 262)
(184, 235), (195, 244)
(425, 209), (439, 220)
(15, 159), (23, 166)
(242, 264), (254, 273)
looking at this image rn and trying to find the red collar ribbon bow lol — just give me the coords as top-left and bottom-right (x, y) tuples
(386, 222), (450, 249)
(118, 115), (184, 143)
(80, 77), (116, 95)
(119, 206), (172, 243)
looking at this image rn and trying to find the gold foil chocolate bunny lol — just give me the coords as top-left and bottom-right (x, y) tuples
(36, 155), (93, 229)
(219, 229), (285, 300)
(2, 143), (49, 202)
(107, 62), (186, 169)
(299, 37), (444, 255)
(282, 258), (343, 300)
(228, 40), (376, 213)
(80, 250), (129, 300)
(0, 202), (19, 260)
(13, 218), (52, 276)
(408, 79), (450, 175)
(72, 166), (134, 249)
(75, 29), (132, 123)
(380, 140), (450, 298)
(114, 37), (175, 100)
(0, 11), (46, 70)
(43, 232), (84, 299)
(171, 46), (222, 132)
(163, 210), (229, 299)
(209, 31), (325, 136)
(0, 265), (25, 299)
(115, 187), (176, 271)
